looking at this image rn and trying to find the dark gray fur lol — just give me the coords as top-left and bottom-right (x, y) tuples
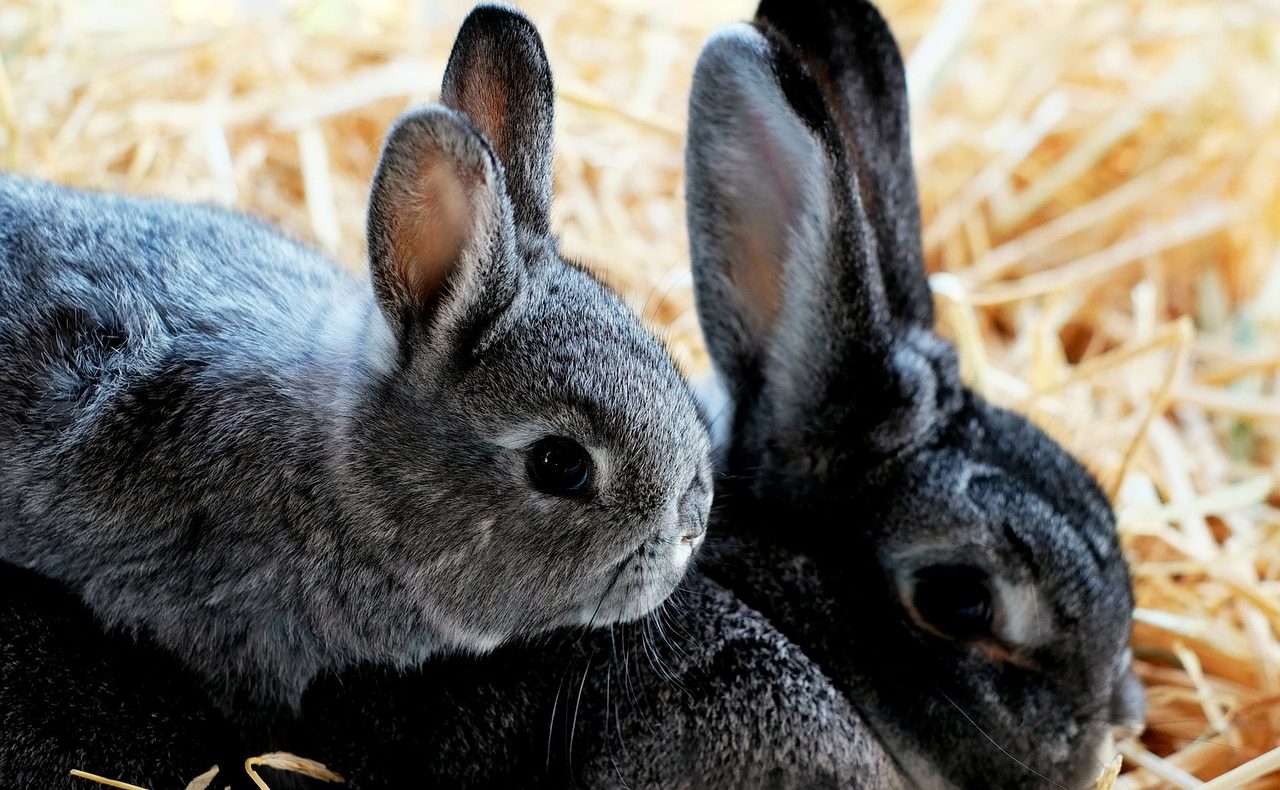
(685, 2), (1145, 787)
(0, 4), (711, 707)
(0, 560), (894, 790)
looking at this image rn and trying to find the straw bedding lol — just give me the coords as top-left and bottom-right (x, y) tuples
(2, 0), (1279, 787)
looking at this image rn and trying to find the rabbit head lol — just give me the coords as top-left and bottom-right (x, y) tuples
(685, 2), (1143, 788)
(352, 5), (711, 653)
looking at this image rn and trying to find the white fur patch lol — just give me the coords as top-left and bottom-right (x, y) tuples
(995, 577), (1052, 649)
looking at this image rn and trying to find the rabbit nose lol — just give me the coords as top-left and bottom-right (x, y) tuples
(677, 473), (711, 545)
(681, 522), (706, 545)
(1110, 666), (1147, 739)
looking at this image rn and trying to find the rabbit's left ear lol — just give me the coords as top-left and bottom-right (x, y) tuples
(686, 24), (898, 448)
(755, 0), (933, 328)
(441, 4), (555, 235)
(687, 13), (954, 470)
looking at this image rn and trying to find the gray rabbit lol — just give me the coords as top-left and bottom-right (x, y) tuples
(683, 0), (1147, 787)
(0, 3), (711, 708)
(1, 8), (877, 790)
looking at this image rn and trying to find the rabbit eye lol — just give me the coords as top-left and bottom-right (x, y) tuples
(527, 437), (592, 497)
(910, 565), (994, 640)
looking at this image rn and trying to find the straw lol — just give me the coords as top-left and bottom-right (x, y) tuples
(70, 752), (342, 790)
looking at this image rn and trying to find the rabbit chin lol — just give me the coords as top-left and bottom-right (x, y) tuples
(572, 536), (699, 628)
(890, 727), (1114, 790)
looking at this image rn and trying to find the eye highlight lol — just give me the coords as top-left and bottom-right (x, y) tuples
(910, 565), (994, 640)
(527, 436), (592, 497)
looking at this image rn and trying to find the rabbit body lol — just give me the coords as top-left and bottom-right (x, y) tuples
(0, 560), (255, 790)
(0, 559), (894, 790)
(0, 177), (393, 705)
(0, 5), (713, 709)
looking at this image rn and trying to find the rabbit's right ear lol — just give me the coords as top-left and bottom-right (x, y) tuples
(441, 4), (555, 235)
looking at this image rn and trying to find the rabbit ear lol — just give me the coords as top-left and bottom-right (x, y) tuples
(441, 5), (555, 235)
(366, 106), (518, 345)
(755, 0), (933, 328)
(686, 24), (896, 432)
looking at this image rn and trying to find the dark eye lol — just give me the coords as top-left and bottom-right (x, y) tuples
(911, 565), (994, 640)
(527, 437), (592, 497)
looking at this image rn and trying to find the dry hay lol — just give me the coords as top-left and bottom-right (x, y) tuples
(70, 751), (343, 790)
(3, 0), (1280, 787)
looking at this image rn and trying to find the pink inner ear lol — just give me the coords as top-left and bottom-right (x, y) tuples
(454, 72), (509, 161)
(389, 155), (481, 309)
(729, 222), (784, 338)
(723, 103), (808, 340)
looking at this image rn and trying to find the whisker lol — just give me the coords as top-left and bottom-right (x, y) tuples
(938, 689), (1072, 790)
(575, 561), (628, 646)
(546, 661), (573, 772)
(568, 649), (595, 777)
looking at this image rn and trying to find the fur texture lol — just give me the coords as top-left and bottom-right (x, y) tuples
(0, 561), (893, 790)
(0, 561), (254, 790)
(0, 4), (711, 707)
(283, 575), (902, 789)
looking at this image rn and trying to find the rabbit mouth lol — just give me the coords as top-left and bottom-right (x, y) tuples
(571, 533), (695, 628)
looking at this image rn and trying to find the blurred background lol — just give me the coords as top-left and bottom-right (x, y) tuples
(3, 0), (1280, 786)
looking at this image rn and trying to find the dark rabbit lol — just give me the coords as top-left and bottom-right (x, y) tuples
(684, 1), (1146, 788)
(0, 559), (890, 790)
(285, 575), (900, 790)
(0, 3), (711, 710)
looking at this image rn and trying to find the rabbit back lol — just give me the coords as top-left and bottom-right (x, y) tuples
(0, 174), (364, 471)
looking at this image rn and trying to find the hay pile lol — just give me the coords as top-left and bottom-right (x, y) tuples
(3, 0), (1279, 786)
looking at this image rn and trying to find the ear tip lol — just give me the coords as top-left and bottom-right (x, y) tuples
(692, 23), (773, 89)
(699, 22), (770, 62)
(460, 3), (535, 30)
(691, 23), (830, 134)
(445, 2), (553, 102)
(455, 3), (546, 54)
(755, 0), (906, 71)
(381, 106), (496, 174)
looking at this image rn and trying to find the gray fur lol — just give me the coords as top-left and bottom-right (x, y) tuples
(0, 4), (710, 708)
(686, 2), (1144, 788)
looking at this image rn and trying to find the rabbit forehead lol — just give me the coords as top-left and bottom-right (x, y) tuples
(878, 449), (1130, 646)
(468, 260), (711, 476)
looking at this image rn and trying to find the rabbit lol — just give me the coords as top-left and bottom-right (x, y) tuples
(0, 2), (713, 711)
(682, 0), (1148, 788)
(0, 7), (875, 789)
